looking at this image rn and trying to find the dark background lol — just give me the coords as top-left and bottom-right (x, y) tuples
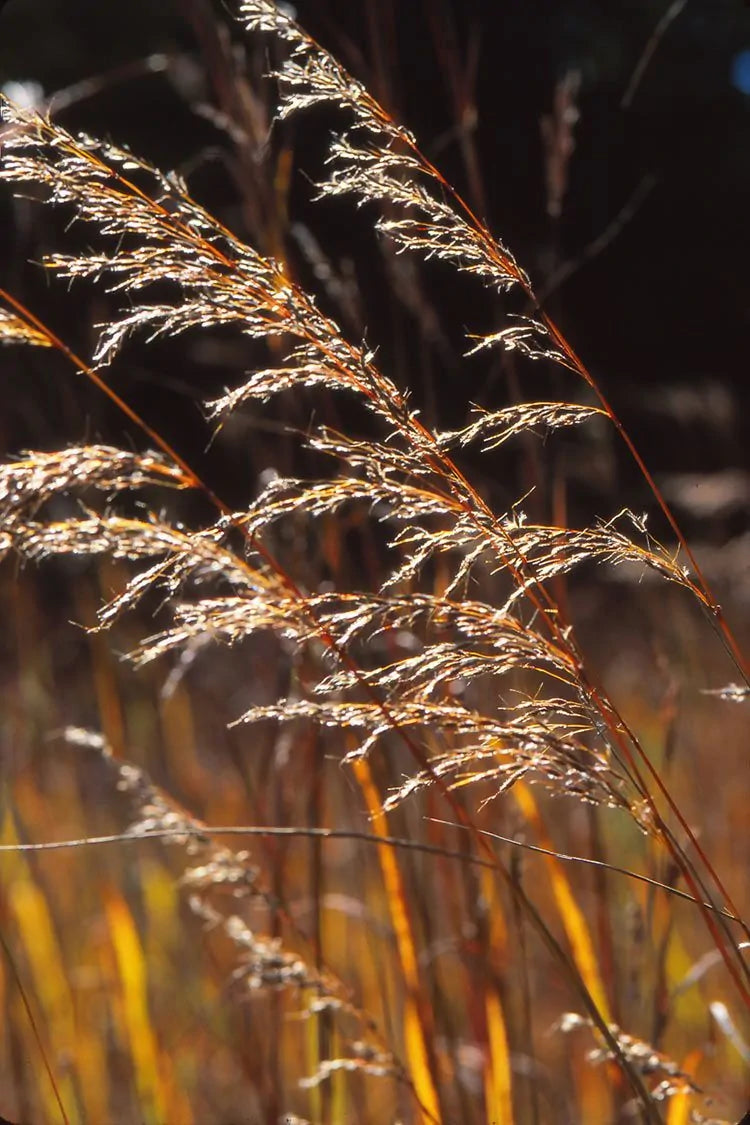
(1, 0), (749, 542)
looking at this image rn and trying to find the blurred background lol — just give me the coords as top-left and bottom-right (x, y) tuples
(1, 1), (749, 1121)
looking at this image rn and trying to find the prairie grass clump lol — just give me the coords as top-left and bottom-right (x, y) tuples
(0, 2), (748, 1122)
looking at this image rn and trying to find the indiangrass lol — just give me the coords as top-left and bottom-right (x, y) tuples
(0, 2), (748, 1122)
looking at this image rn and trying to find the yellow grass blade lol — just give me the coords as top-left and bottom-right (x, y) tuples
(139, 862), (195, 1124)
(7, 878), (80, 1124)
(353, 759), (442, 1125)
(104, 887), (167, 1124)
(1, 808), (79, 1123)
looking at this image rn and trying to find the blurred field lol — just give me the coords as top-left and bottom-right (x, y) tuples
(1, 557), (747, 1123)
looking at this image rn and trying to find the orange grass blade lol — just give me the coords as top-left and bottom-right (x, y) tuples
(353, 759), (442, 1125)
(479, 868), (514, 1124)
(512, 784), (614, 1120)
(664, 1049), (702, 1125)
(513, 784), (610, 1023)
(305, 1009), (327, 1125)
(483, 989), (513, 1124)
(665, 1091), (691, 1125)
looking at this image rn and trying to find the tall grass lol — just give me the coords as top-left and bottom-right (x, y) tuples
(0, 1), (748, 1122)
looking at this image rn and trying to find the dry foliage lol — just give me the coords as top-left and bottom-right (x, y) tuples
(0, 2), (748, 1123)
